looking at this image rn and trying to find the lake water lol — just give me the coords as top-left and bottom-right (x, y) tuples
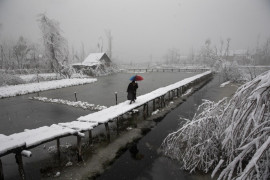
(0, 72), (200, 180)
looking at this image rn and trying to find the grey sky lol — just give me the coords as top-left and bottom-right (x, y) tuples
(0, 0), (270, 62)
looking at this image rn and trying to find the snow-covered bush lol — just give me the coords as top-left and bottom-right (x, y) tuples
(161, 98), (228, 173)
(0, 72), (25, 86)
(60, 66), (75, 78)
(161, 70), (270, 180)
(218, 62), (245, 83)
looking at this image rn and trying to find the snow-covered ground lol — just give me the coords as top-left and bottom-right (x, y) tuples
(0, 78), (97, 98)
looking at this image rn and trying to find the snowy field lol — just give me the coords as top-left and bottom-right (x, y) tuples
(0, 78), (97, 98)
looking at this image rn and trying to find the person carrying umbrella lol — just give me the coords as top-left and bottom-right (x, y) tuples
(127, 75), (143, 104)
(127, 80), (138, 104)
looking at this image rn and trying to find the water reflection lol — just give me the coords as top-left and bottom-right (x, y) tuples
(129, 143), (144, 160)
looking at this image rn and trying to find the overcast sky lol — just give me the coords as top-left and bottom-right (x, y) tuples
(0, 0), (270, 62)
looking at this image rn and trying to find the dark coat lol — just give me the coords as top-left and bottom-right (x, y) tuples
(127, 81), (138, 101)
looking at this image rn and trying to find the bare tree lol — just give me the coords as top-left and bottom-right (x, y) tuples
(80, 42), (85, 61)
(13, 36), (29, 69)
(224, 38), (231, 60)
(105, 29), (112, 59)
(0, 23), (3, 69)
(37, 13), (68, 74)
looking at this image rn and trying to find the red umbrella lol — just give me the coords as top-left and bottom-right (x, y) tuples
(129, 75), (144, 81)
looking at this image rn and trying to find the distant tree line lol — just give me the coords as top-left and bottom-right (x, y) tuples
(162, 37), (270, 67)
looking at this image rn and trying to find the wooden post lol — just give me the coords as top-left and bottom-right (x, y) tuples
(104, 122), (110, 141)
(143, 104), (146, 118)
(163, 95), (166, 107)
(177, 88), (179, 97)
(88, 130), (92, 144)
(56, 138), (60, 158)
(143, 103), (148, 118)
(15, 152), (25, 180)
(0, 158), (4, 180)
(77, 136), (82, 162)
(116, 117), (119, 135)
(74, 92), (78, 102)
(146, 102), (149, 116)
(115, 92), (118, 105)
(153, 99), (156, 112)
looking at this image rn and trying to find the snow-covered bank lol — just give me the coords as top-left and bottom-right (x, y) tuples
(0, 78), (97, 98)
(29, 96), (107, 111)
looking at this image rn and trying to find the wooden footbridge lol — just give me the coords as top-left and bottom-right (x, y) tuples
(0, 71), (212, 180)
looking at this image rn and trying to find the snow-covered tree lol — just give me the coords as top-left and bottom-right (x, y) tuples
(161, 70), (270, 180)
(37, 13), (68, 74)
(13, 36), (29, 69)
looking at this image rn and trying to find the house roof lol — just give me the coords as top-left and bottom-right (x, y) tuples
(82, 53), (106, 66)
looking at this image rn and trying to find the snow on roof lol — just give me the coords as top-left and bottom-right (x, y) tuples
(0, 134), (26, 156)
(78, 71), (212, 124)
(9, 124), (77, 148)
(82, 53), (106, 66)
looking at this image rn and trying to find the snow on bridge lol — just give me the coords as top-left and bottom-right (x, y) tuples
(0, 71), (212, 179)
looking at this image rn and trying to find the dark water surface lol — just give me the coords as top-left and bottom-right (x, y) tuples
(0, 72), (199, 180)
(97, 76), (232, 180)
